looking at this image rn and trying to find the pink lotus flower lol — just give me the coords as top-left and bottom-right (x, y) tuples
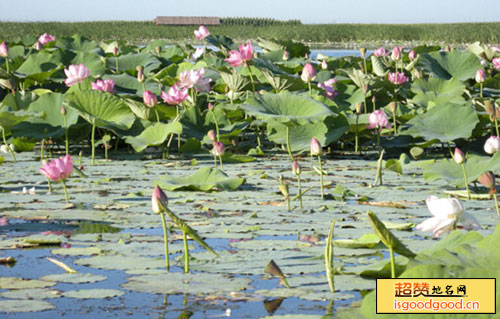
(408, 50), (417, 61)
(112, 46), (119, 56)
(212, 141), (225, 156)
(0, 41), (9, 58)
(484, 136), (500, 154)
(225, 41), (253, 67)
(367, 110), (392, 132)
(143, 90), (157, 107)
(416, 196), (480, 238)
(64, 64), (90, 87)
(310, 137), (322, 156)
(178, 68), (211, 92)
(151, 185), (168, 214)
(39, 154), (73, 182)
(239, 41), (253, 61)
(292, 160), (301, 176)
(161, 83), (189, 105)
(493, 58), (500, 70)
(136, 66), (144, 83)
(194, 26), (210, 41)
(282, 51), (289, 61)
(301, 63), (317, 83)
(373, 47), (386, 57)
(207, 130), (216, 143)
(453, 148), (465, 164)
(476, 69), (485, 83)
(318, 78), (338, 100)
(34, 41), (43, 50)
(388, 72), (409, 85)
(38, 33), (55, 45)
(391, 46), (401, 61)
(91, 79), (115, 93)
(321, 59), (328, 70)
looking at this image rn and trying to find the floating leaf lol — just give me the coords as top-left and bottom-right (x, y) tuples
(63, 289), (124, 299)
(40, 273), (107, 284)
(0, 277), (56, 289)
(154, 167), (245, 191)
(0, 288), (61, 300)
(0, 300), (55, 312)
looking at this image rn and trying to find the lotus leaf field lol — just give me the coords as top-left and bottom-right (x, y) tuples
(1, 31), (500, 318)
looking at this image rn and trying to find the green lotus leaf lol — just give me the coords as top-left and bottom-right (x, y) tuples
(266, 115), (349, 153)
(125, 121), (183, 152)
(241, 92), (334, 126)
(109, 52), (161, 74)
(63, 289), (124, 299)
(419, 51), (482, 81)
(15, 51), (62, 77)
(333, 233), (380, 249)
(0, 110), (30, 132)
(403, 103), (479, 143)
(421, 152), (500, 187)
(0, 288), (61, 300)
(104, 74), (159, 96)
(410, 77), (466, 108)
(122, 272), (251, 296)
(367, 211), (416, 258)
(0, 300), (55, 312)
(56, 35), (103, 54)
(64, 90), (135, 131)
(40, 273), (107, 284)
(154, 167), (245, 192)
(71, 51), (105, 76)
(0, 277), (56, 289)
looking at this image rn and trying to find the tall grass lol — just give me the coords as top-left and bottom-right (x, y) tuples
(1, 21), (499, 45)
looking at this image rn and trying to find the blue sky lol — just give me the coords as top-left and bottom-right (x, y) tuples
(1, 0), (499, 24)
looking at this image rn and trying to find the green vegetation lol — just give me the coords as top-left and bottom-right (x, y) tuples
(1, 21), (500, 45)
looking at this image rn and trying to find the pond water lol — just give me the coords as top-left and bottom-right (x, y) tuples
(0, 150), (497, 318)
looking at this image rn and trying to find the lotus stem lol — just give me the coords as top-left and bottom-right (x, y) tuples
(286, 126), (294, 161)
(91, 123), (96, 165)
(480, 83), (483, 98)
(362, 57), (367, 75)
(1, 127), (15, 162)
(318, 155), (324, 200)
(495, 118), (499, 137)
(255, 125), (262, 147)
(493, 194), (500, 217)
(47, 179), (52, 193)
(61, 180), (69, 203)
(218, 154), (223, 171)
(115, 58), (119, 74)
(308, 82), (312, 96)
(63, 113), (69, 155)
(373, 149), (385, 187)
(41, 138), (45, 161)
(154, 108), (160, 123)
(286, 195), (291, 212)
(5, 59), (10, 74)
(165, 133), (175, 158)
(246, 64), (256, 93)
(376, 132), (381, 156)
(159, 212), (170, 271)
(325, 219), (335, 293)
(392, 104), (398, 136)
(460, 163), (471, 200)
(182, 231), (189, 273)
(297, 175), (303, 209)
(211, 110), (220, 142)
(389, 247), (396, 278)
(355, 114), (359, 154)
(213, 152), (218, 170)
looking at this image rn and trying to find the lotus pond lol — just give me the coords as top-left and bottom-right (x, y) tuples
(1, 32), (500, 318)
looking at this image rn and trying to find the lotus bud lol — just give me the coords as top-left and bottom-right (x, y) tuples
(292, 160), (301, 176)
(207, 130), (216, 143)
(476, 69), (485, 83)
(444, 45), (451, 52)
(372, 96), (376, 103)
(151, 185), (168, 214)
(409, 50), (417, 61)
(0, 41), (9, 58)
(208, 103), (214, 111)
(155, 47), (161, 55)
(112, 46), (119, 56)
(388, 102), (397, 114)
(60, 106), (67, 115)
(321, 59), (328, 70)
(310, 137), (322, 156)
(391, 46), (401, 61)
(484, 136), (500, 154)
(362, 84), (369, 95)
(259, 89), (267, 95)
(136, 66), (144, 83)
(34, 41), (43, 51)
(478, 171), (496, 193)
(359, 48), (366, 58)
(212, 141), (225, 157)
(282, 51), (289, 61)
(305, 53), (309, 59)
(301, 63), (317, 83)
(453, 148), (465, 164)
(355, 102), (363, 114)
(143, 90), (157, 108)
(278, 175), (289, 199)
(483, 99), (495, 116)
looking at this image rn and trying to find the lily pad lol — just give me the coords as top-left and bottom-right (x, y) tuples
(0, 277), (56, 289)
(125, 121), (183, 152)
(63, 289), (124, 299)
(0, 300), (55, 312)
(0, 288), (61, 300)
(122, 273), (251, 296)
(154, 167), (245, 191)
(40, 273), (107, 284)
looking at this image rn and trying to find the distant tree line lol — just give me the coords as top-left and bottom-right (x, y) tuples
(220, 17), (302, 27)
